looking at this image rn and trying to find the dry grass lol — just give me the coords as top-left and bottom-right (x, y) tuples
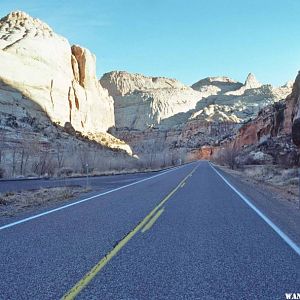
(217, 164), (299, 205)
(0, 186), (90, 217)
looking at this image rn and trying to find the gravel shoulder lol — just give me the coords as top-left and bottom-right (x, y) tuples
(213, 164), (300, 247)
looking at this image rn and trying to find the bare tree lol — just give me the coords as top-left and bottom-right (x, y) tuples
(19, 138), (31, 175)
(31, 140), (55, 176)
(12, 147), (17, 177)
(219, 144), (239, 169)
(0, 130), (6, 165)
(55, 143), (65, 169)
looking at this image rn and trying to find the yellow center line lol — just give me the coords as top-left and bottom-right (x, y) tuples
(61, 164), (199, 300)
(141, 208), (165, 233)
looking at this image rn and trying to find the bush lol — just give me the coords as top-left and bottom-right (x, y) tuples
(214, 145), (240, 169)
(57, 167), (74, 177)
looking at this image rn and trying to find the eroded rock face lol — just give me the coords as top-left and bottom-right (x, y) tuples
(101, 71), (292, 131)
(0, 11), (114, 134)
(213, 73), (300, 166)
(101, 70), (293, 163)
(244, 73), (262, 89)
(191, 76), (243, 94)
(100, 71), (203, 130)
(288, 71), (300, 145)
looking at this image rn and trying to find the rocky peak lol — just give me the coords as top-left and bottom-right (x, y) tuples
(0, 11), (114, 134)
(244, 73), (262, 89)
(101, 69), (292, 131)
(191, 76), (243, 94)
(100, 71), (187, 97)
(193, 76), (240, 85)
(282, 80), (294, 89)
(0, 11), (53, 50)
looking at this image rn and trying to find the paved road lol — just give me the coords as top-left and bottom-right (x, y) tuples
(0, 161), (299, 299)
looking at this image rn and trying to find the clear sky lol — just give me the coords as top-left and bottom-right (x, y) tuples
(1, 0), (300, 86)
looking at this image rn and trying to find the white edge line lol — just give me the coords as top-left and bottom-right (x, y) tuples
(209, 163), (300, 256)
(0, 164), (187, 231)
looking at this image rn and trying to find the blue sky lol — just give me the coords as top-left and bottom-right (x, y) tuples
(1, 0), (300, 86)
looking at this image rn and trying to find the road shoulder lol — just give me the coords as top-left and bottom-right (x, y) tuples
(212, 163), (300, 247)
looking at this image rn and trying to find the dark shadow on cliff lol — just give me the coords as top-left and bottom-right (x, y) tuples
(191, 79), (243, 94)
(0, 79), (133, 157)
(158, 93), (244, 128)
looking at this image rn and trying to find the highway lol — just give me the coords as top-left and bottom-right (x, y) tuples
(0, 161), (299, 299)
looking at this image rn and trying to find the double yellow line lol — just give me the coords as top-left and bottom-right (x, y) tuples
(62, 164), (198, 300)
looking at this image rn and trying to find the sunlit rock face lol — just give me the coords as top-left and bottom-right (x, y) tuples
(100, 71), (203, 130)
(211, 72), (300, 167)
(101, 71), (292, 131)
(192, 73), (291, 123)
(0, 11), (114, 133)
(191, 76), (243, 94)
(287, 71), (300, 145)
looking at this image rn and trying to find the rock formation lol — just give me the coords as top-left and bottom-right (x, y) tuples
(0, 10), (296, 171)
(101, 71), (291, 131)
(101, 70), (292, 162)
(244, 73), (262, 89)
(192, 73), (290, 122)
(0, 11), (114, 134)
(191, 76), (243, 94)
(287, 71), (300, 145)
(212, 72), (300, 167)
(100, 71), (203, 130)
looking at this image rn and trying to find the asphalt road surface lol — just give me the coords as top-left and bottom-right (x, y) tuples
(0, 161), (299, 299)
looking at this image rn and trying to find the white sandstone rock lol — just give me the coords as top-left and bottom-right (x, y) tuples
(0, 11), (114, 134)
(100, 71), (204, 130)
(101, 71), (292, 130)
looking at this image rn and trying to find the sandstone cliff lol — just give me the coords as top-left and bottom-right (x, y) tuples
(191, 73), (291, 123)
(100, 71), (203, 130)
(287, 71), (300, 145)
(101, 70), (292, 163)
(191, 76), (243, 94)
(232, 72), (300, 149)
(101, 71), (291, 131)
(0, 11), (296, 173)
(0, 11), (114, 134)
(212, 72), (300, 167)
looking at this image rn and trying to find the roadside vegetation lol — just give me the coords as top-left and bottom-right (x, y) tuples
(211, 144), (299, 206)
(0, 186), (91, 217)
(0, 128), (186, 180)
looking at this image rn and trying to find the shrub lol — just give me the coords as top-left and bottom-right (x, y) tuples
(215, 145), (240, 169)
(57, 167), (74, 177)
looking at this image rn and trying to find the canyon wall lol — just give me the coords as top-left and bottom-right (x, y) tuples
(0, 10), (297, 172)
(213, 72), (300, 166)
(102, 70), (292, 162)
(0, 11), (114, 134)
(101, 71), (291, 132)
(100, 71), (204, 130)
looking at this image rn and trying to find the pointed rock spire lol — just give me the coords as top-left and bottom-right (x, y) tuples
(0, 11), (52, 32)
(244, 73), (262, 89)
